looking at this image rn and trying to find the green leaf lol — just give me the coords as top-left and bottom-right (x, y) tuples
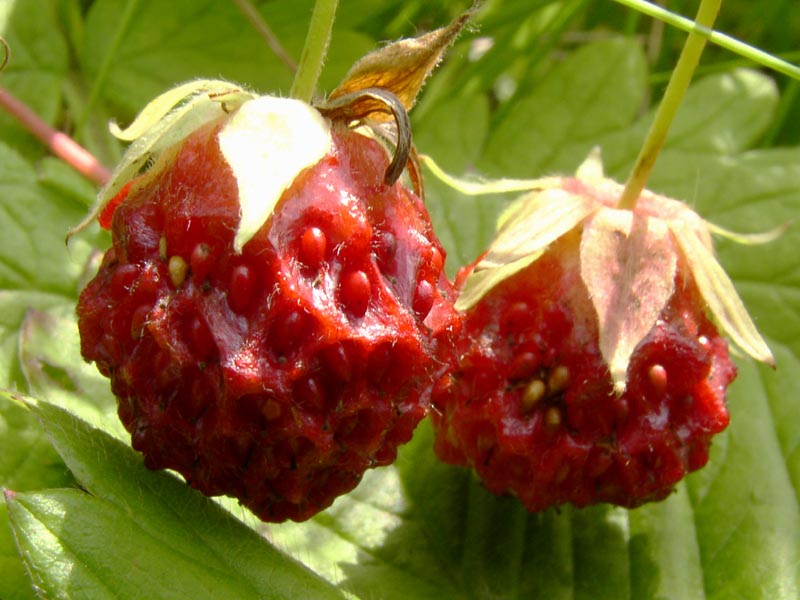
(8, 488), (305, 599)
(37, 156), (102, 209)
(687, 357), (800, 599)
(0, 141), (92, 296)
(0, 0), (68, 159)
(0, 291), (66, 389)
(18, 304), (119, 431)
(8, 396), (345, 600)
(600, 68), (779, 178)
(0, 394), (73, 600)
(79, 0), (374, 117)
(0, 140), (101, 389)
(480, 37), (648, 177)
(628, 487), (705, 600)
(414, 93), (496, 272)
(651, 69), (778, 155)
(267, 422), (467, 598)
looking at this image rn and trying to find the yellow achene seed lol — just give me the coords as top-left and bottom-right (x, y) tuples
(521, 379), (546, 412)
(547, 365), (570, 394)
(169, 255), (188, 288)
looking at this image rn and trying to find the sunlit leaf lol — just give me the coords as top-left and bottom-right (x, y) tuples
(1, 4), (799, 599)
(0, 394), (72, 600)
(0, 1), (68, 159)
(6, 396), (345, 600)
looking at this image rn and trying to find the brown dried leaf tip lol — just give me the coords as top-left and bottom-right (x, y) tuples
(319, 8), (476, 123)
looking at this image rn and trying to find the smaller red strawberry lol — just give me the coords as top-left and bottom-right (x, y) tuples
(430, 152), (773, 510)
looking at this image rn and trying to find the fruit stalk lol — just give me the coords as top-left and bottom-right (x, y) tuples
(0, 85), (111, 186)
(617, 0), (722, 210)
(289, 0), (339, 102)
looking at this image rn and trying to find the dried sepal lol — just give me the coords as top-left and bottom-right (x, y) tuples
(670, 223), (775, 366)
(706, 220), (789, 245)
(457, 187), (598, 310)
(574, 146), (605, 182)
(478, 188), (598, 270)
(638, 191), (775, 366)
(580, 209), (677, 393)
(424, 143), (775, 371)
(68, 80), (255, 239)
(455, 252), (544, 312)
(419, 154), (561, 196)
(322, 9), (474, 123)
(218, 96), (332, 253)
(319, 88), (411, 185)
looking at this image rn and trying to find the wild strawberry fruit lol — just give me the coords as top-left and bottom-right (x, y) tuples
(430, 152), (774, 511)
(73, 59), (468, 521)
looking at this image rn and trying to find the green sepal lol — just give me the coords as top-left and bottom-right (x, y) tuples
(68, 79), (256, 239)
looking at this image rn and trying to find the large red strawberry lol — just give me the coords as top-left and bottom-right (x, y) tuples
(430, 153), (773, 510)
(75, 81), (461, 522)
(72, 13), (476, 522)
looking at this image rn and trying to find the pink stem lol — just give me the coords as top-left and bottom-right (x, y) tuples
(0, 86), (111, 187)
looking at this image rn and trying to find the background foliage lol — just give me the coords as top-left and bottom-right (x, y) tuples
(1, 1), (799, 598)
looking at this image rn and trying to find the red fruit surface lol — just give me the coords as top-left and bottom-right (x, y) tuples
(432, 229), (736, 510)
(77, 120), (460, 522)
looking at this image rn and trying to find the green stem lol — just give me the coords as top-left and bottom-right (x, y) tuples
(289, 0), (339, 103)
(617, 0), (721, 210)
(611, 0), (800, 81)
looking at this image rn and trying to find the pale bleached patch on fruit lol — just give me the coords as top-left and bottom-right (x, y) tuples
(218, 96), (332, 253)
(580, 208), (677, 394)
(69, 80), (255, 239)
